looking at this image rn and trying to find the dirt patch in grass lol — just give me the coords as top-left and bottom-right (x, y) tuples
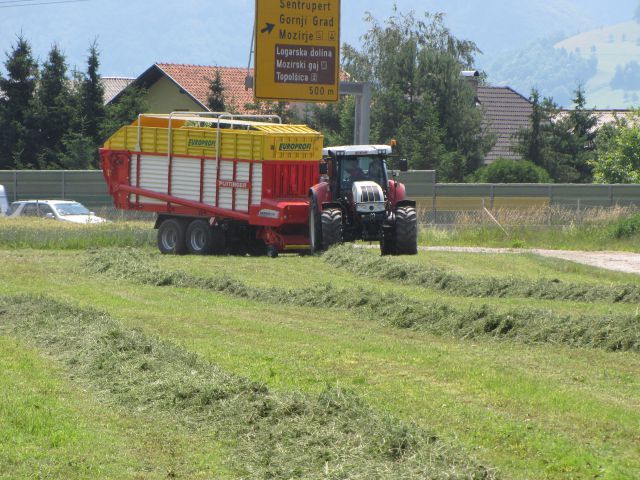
(325, 246), (640, 302)
(0, 294), (494, 480)
(84, 248), (640, 352)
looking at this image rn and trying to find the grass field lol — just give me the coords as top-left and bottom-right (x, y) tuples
(1, 218), (639, 479)
(555, 21), (640, 107)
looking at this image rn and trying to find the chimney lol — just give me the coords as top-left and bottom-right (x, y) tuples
(461, 70), (480, 95)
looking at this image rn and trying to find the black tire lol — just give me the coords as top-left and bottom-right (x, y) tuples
(157, 218), (187, 255)
(186, 220), (214, 255)
(394, 207), (418, 255)
(380, 229), (396, 256)
(308, 196), (322, 253)
(247, 238), (268, 257)
(321, 208), (343, 250)
(210, 227), (227, 255)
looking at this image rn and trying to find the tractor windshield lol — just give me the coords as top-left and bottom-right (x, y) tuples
(339, 156), (387, 190)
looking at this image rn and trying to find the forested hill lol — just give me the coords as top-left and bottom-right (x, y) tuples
(0, 0), (636, 108)
(361, 0), (636, 55)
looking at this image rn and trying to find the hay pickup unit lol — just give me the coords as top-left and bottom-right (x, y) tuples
(101, 112), (417, 257)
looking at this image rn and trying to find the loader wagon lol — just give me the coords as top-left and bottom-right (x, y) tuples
(100, 113), (323, 256)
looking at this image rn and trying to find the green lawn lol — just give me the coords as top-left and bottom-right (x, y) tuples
(1, 248), (639, 479)
(0, 336), (233, 479)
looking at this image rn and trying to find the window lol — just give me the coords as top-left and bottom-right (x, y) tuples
(37, 204), (54, 217)
(21, 203), (39, 217)
(339, 156), (387, 190)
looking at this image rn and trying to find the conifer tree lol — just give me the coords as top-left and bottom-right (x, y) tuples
(79, 41), (105, 146)
(0, 35), (39, 168)
(35, 44), (74, 168)
(206, 70), (226, 112)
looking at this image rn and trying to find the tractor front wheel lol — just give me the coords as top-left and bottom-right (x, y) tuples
(394, 206), (418, 255)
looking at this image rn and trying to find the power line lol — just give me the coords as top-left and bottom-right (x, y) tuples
(0, 0), (89, 8)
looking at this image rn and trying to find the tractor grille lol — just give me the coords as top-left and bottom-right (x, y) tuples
(360, 185), (382, 202)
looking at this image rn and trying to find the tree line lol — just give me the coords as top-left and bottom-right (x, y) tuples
(0, 36), (146, 170)
(2, 13), (639, 184)
(302, 10), (639, 184)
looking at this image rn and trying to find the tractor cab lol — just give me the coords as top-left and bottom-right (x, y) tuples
(322, 145), (392, 198)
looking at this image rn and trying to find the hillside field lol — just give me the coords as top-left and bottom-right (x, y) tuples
(556, 21), (640, 107)
(0, 220), (639, 479)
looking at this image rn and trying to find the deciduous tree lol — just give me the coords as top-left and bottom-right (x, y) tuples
(591, 111), (640, 184)
(341, 8), (493, 180)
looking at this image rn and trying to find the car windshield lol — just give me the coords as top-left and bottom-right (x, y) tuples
(53, 202), (90, 216)
(6, 203), (20, 216)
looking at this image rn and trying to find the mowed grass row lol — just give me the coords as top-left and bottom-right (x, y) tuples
(324, 245), (640, 304)
(1, 250), (639, 479)
(0, 336), (233, 479)
(86, 248), (640, 352)
(1, 295), (487, 479)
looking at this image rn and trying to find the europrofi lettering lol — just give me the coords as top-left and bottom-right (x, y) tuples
(188, 139), (215, 148)
(279, 143), (312, 151)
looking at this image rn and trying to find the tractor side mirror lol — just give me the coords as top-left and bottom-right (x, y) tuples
(399, 158), (408, 172)
(319, 161), (328, 175)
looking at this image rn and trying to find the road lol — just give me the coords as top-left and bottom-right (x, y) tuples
(423, 247), (640, 275)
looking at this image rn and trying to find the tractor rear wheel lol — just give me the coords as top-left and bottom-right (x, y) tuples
(308, 197), (322, 253)
(394, 206), (418, 255)
(321, 208), (343, 250)
(157, 218), (187, 255)
(186, 219), (214, 255)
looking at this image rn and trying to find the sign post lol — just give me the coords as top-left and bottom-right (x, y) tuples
(254, 0), (341, 103)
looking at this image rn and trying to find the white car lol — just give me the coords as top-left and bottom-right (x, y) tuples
(7, 200), (108, 224)
(0, 185), (8, 216)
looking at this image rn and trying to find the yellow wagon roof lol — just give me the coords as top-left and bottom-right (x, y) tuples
(133, 113), (320, 135)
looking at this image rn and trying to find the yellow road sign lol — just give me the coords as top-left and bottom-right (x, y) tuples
(254, 0), (341, 103)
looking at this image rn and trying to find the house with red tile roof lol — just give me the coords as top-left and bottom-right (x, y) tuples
(108, 62), (352, 116)
(109, 63), (258, 114)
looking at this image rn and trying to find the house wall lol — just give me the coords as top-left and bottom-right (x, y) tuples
(145, 76), (205, 113)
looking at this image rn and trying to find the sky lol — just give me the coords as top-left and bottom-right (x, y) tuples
(0, 0), (377, 77)
(0, 0), (634, 78)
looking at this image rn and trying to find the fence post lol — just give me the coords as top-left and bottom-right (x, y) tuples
(61, 171), (65, 200)
(577, 198), (581, 225)
(432, 184), (437, 225)
(609, 185), (614, 207)
(490, 184), (495, 210)
(547, 185), (553, 225)
(13, 171), (17, 201)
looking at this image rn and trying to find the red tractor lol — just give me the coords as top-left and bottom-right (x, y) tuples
(308, 145), (418, 255)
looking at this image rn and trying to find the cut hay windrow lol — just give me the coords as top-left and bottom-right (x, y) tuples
(0, 294), (493, 480)
(324, 245), (640, 304)
(85, 249), (640, 352)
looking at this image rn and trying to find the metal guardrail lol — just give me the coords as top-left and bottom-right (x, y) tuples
(2, 169), (640, 213)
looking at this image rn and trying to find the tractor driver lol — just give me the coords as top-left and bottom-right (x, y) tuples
(345, 159), (368, 183)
